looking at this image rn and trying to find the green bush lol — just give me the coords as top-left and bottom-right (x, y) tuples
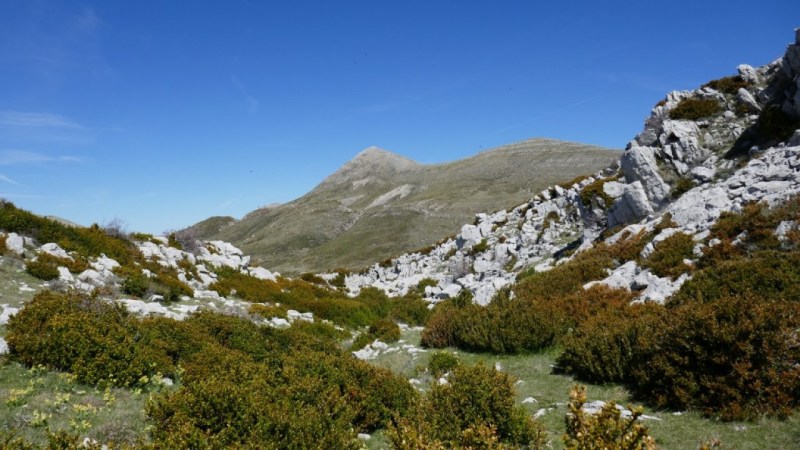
(248, 302), (289, 319)
(671, 177), (696, 198)
(629, 295), (800, 420)
(423, 285), (634, 354)
(703, 75), (750, 95)
(428, 351), (461, 378)
(6, 291), (173, 387)
(668, 97), (720, 120)
(24, 253), (89, 281)
(121, 271), (149, 297)
(300, 272), (326, 284)
(640, 232), (695, 279)
(0, 202), (140, 265)
(672, 250), (800, 306)
(414, 277), (439, 295)
(557, 304), (665, 384)
(351, 318), (401, 350)
(389, 364), (545, 448)
(563, 385), (656, 450)
(386, 295), (432, 326)
(468, 238), (489, 256)
(580, 177), (614, 208)
(560, 291), (800, 420)
(24, 258), (59, 280)
(152, 271), (194, 302)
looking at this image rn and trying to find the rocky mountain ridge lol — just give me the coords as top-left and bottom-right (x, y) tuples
(192, 138), (619, 274)
(337, 31), (800, 308)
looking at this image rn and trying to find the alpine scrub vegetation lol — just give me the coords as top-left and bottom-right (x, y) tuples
(558, 197), (800, 420)
(388, 364), (546, 449)
(563, 385), (656, 450)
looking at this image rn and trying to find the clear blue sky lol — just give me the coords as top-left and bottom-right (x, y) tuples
(0, 0), (797, 233)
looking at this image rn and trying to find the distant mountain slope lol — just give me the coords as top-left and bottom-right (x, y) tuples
(197, 139), (619, 274)
(183, 216), (237, 238)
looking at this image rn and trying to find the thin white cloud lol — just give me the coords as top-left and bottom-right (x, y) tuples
(0, 111), (83, 129)
(0, 150), (83, 165)
(231, 75), (260, 114)
(0, 174), (19, 185)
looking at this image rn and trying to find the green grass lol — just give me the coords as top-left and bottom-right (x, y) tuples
(0, 357), (174, 446)
(367, 328), (800, 449)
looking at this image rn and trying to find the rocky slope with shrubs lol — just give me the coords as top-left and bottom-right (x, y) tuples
(341, 30), (800, 308)
(2, 30), (800, 449)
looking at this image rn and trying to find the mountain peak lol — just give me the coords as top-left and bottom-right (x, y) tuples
(313, 147), (420, 191)
(352, 146), (418, 165)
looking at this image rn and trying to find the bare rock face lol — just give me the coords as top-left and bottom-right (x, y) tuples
(620, 146), (671, 208)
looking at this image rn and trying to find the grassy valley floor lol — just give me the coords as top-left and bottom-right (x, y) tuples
(365, 328), (800, 450)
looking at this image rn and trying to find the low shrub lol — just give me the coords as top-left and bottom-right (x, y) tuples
(631, 295), (800, 420)
(563, 385), (656, 450)
(671, 177), (696, 198)
(672, 250), (800, 306)
(414, 277), (439, 295)
(6, 291), (173, 386)
(668, 97), (720, 120)
(24, 258), (59, 280)
(0, 202), (141, 265)
(468, 238), (489, 256)
(389, 364), (545, 448)
(640, 232), (695, 279)
(703, 75), (750, 95)
(423, 285), (634, 354)
(557, 304), (665, 384)
(351, 318), (401, 350)
(25, 253), (89, 281)
(579, 177), (614, 208)
(248, 302), (289, 319)
(515, 244), (614, 300)
(121, 271), (149, 297)
(428, 351), (461, 378)
(300, 272), (326, 284)
(386, 295), (432, 326)
(151, 271), (194, 302)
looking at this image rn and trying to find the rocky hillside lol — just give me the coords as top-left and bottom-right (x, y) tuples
(339, 30), (800, 307)
(3, 29), (800, 450)
(194, 139), (619, 274)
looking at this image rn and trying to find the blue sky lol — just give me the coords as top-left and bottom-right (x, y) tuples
(0, 0), (797, 233)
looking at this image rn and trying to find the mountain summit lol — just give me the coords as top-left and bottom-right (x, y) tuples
(313, 146), (420, 192)
(190, 139), (619, 274)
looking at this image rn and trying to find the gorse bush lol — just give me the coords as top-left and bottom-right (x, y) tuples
(351, 318), (401, 350)
(0, 201), (140, 265)
(389, 363), (545, 449)
(7, 290), (419, 447)
(559, 196), (800, 420)
(579, 177), (615, 208)
(668, 97), (721, 120)
(210, 268), (430, 327)
(629, 294), (800, 420)
(703, 75), (750, 95)
(563, 385), (656, 450)
(556, 304), (666, 384)
(422, 285), (634, 354)
(6, 291), (174, 387)
(672, 250), (800, 306)
(640, 231), (695, 279)
(25, 253), (89, 281)
(428, 351), (461, 378)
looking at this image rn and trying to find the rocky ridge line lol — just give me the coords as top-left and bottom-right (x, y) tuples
(337, 31), (800, 306)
